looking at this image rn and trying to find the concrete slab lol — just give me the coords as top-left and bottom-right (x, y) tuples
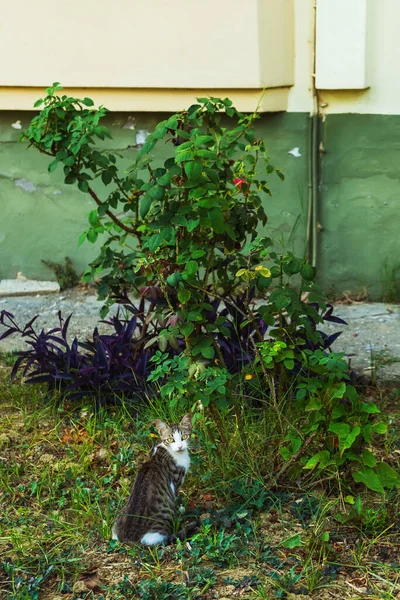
(0, 279), (60, 296)
(324, 303), (400, 383)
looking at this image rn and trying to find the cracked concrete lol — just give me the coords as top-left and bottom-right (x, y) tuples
(324, 302), (400, 383)
(0, 290), (399, 384)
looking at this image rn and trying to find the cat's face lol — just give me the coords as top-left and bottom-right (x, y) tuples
(154, 413), (192, 454)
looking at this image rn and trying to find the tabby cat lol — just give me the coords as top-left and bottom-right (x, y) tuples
(111, 413), (198, 545)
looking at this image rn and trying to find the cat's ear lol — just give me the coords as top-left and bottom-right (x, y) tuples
(180, 413), (192, 431)
(154, 419), (168, 436)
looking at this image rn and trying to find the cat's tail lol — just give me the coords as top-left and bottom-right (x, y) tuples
(166, 519), (200, 545)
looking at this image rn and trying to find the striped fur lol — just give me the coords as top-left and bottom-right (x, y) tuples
(112, 413), (196, 545)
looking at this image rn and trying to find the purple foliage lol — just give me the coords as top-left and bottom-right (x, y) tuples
(0, 291), (346, 406)
(0, 302), (157, 407)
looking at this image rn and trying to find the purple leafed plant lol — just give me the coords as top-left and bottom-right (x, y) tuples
(0, 290), (346, 409)
(0, 303), (159, 408)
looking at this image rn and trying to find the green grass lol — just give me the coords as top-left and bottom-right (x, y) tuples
(1, 365), (400, 599)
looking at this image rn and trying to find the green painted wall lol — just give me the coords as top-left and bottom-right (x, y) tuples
(318, 114), (400, 299)
(3, 109), (397, 298)
(0, 111), (309, 281)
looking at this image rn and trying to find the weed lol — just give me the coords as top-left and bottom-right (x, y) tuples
(383, 261), (400, 303)
(41, 256), (80, 290)
(368, 347), (400, 386)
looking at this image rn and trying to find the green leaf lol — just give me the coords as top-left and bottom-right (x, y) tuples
(283, 358), (294, 370)
(375, 462), (400, 489)
(215, 396), (228, 410)
(194, 135), (214, 146)
(204, 168), (219, 185)
(186, 260), (198, 276)
(187, 219), (200, 232)
(158, 172), (172, 186)
(87, 229), (98, 243)
(353, 467), (384, 494)
(331, 404), (348, 419)
(48, 160), (59, 173)
(98, 202), (109, 217)
(372, 422), (387, 434)
(140, 194), (152, 219)
(165, 115), (178, 129)
(330, 382), (347, 399)
(153, 125), (168, 140)
(195, 149), (217, 160)
(178, 288), (191, 304)
(175, 150), (195, 163)
(88, 210), (98, 226)
(184, 160), (203, 181)
(187, 311), (203, 322)
(77, 231), (87, 247)
(218, 326), (231, 337)
(300, 264), (315, 281)
(208, 208), (225, 233)
(283, 257), (302, 275)
(362, 424), (372, 444)
(64, 173), (77, 185)
(280, 447), (292, 461)
(167, 273), (180, 287)
(274, 295), (291, 310)
(172, 215), (188, 227)
(148, 233), (162, 252)
(280, 534), (303, 549)
(191, 249), (206, 259)
(181, 322), (194, 337)
(101, 170), (113, 186)
(63, 156), (75, 167)
(160, 226), (174, 242)
(360, 402), (380, 414)
(305, 398), (322, 411)
(201, 346), (215, 359)
(149, 185), (165, 201)
(361, 449), (377, 467)
(78, 180), (89, 193)
(303, 450), (331, 470)
(82, 97), (94, 106)
(329, 422), (361, 454)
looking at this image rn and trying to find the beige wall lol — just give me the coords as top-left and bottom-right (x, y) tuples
(318, 0), (400, 115)
(289, 0), (400, 116)
(1, 0), (400, 115)
(287, 0), (315, 113)
(0, 0), (293, 112)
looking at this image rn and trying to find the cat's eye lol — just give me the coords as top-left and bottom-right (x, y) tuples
(181, 434), (189, 440)
(165, 437), (174, 444)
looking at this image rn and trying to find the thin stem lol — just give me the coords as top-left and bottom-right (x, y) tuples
(203, 244), (215, 287)
(87, 187), (139, 235)
(185, 282), (247, 317)
(273, 431), (317, 484)
(115, 179), (132, 202)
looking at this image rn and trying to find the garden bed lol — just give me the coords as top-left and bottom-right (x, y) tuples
(0, 366), (399, 599)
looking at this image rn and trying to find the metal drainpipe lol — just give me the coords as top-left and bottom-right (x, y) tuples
(307, 2), (319, 268)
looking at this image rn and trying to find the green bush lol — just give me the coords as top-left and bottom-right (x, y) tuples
(20, 84), (400, 493)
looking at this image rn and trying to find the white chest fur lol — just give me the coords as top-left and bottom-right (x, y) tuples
(170, 449), (190, 472)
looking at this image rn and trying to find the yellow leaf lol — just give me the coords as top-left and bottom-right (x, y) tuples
(235, 268), (247, 277)
(255, 265), (271, 278)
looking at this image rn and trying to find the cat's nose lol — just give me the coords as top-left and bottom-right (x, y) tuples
(177, 444), (183, 451)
